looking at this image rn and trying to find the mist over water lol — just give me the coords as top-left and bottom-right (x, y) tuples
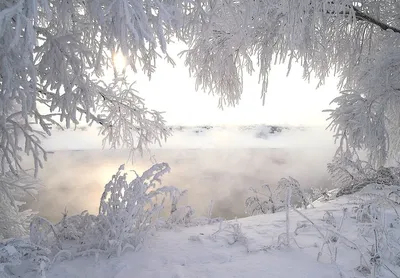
(29, 126), (337, 223)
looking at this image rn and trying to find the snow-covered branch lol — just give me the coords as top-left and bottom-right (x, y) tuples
(0, 0), (188, 176)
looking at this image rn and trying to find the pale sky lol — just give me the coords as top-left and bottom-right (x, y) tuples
(117, 47), (340, 127)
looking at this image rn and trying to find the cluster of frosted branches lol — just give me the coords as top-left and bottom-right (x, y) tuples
(0, 171), (38, 239)
(0, 238), (51, 277)
(245, 184), (285, 215)
(0, 0), (196, 177)
(246, 177), (314, 216)
(2, 0), (400, 178)
(328, 154), (400, 196)
(78, 163), (175, 255)
(14, 162), (219, 277)
(180, 0), (400, 165)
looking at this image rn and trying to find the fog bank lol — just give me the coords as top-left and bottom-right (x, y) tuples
(24, 126), (337, 222)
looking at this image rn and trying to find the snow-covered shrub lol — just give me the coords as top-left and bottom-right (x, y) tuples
(352, 186), (400, 266)
(72, 163), (179, 256)
(45, 163), (188, 258)
(0, 238), (51, 278)
(246, 177), (314, 217)
(157, 191), (222, 228)
(293, 183), (400, 276)
(277, 177), (313, 210)
(57, 210), (96, 241)
(0, 172), (38, 240)
(210, 221), (248, 251)
(329, 155), (400, 197)
(348, 185), (400, 274)
(26, 162), (217, 265)
(187, 200), (224, 226)
(30, 216), (62, 254)
(245, 184), (284, 215)
(308, 187), (334, 202)
(158, 188), (195, 227)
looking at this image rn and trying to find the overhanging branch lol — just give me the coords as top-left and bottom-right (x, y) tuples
(353, 6), (400, 34)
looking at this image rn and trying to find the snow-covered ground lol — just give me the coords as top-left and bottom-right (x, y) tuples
(23, 194), (400, 278)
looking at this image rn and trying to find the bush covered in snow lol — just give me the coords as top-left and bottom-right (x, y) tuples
(245, 177), (318, 216)
(0, 172), (38, 240)
(50, 163), (187, 257)
(328, 155), (400, 197)
(1, 162), (224, 277)
(0, 238), (51, 277)
(0, 163), (169, 276)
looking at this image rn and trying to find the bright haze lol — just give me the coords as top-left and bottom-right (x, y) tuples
(30, 48), (340, 222)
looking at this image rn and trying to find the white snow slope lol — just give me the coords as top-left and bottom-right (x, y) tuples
(24, 194), (400, 278)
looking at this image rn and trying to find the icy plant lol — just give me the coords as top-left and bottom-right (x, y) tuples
(76, 163), (178, 256)
(159, 193), (222, 228)
(329, 154), (400, 197)
(320, 209), (347, 264)
(246, 177), (318, 247)
(309, 187), (333, 202)
(0, 0), (190, 179)
(278, 178), (293, 247)
(29, 216), (63, 255)
(350, 186), (400, 277)
(292, 182), (400, 277)
(0, 171), (38, 239)
(157, 187), (196, 227)
(245, 184), (284, 215)
(0, 238), (51, 278)
(210, 220), (248, 251)
(25, 163), (185, 263)
(42, 162), (221, 265)
(57, 210), (96, 241)
(246, 177), (313, 217)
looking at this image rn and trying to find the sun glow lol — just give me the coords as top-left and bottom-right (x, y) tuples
(112, 52), (127, 72)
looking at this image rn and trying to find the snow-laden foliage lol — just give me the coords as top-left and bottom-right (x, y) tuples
(12, 162), (224, 277)
(29, 163), (213, 258)
(343, 187), (400, 276)
(245, 184), (285, 215)
(0, 172), (38, 240)
(30, 216), (62, 254)
(52, 163), (179, 256)
(291, 189), (400, 277)
(246, 177), (314, 217)
(179, 0), (400, 165)
(0, 0), (189, 178)
(328, 155), (400, 196)
(0, 238), (51, 278)
(325, 157), (400, 274)
(210, 220), (248, 251)
(3, 0), (400, 174)
(326, 34), (400, 166)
